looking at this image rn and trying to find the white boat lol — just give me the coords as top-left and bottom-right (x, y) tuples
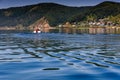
(33, 29), (41, 33)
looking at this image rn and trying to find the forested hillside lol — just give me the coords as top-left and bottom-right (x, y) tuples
(0, 1), (119, 27)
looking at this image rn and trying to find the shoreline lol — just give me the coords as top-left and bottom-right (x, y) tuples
(0, 26), (120, 34)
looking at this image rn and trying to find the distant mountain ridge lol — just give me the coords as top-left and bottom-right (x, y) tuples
(0, 1), (119, 27)
(89, 1), (120, 18)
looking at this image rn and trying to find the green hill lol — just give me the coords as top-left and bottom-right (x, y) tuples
(0, 1), (119, 27)
(89, 1), (120, 19)
(0, 3), (90, 27)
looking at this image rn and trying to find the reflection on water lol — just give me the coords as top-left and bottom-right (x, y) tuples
(0, 32), (120, 80)
(52, 27), (120, 34)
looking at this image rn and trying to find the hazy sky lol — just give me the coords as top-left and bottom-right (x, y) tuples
(0, 0), (120, 9)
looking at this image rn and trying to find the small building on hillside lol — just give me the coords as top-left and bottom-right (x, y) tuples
(61, 22), (77, 33)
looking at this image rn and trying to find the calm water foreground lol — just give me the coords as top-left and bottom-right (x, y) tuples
(0, 32), (120, 80)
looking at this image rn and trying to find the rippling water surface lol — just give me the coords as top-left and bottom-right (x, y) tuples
(0, 32), (120, 80)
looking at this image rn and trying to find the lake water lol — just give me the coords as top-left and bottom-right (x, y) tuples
(0, 32), (120, 80)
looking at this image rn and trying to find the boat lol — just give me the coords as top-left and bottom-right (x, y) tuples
(33, 28), (41, 33)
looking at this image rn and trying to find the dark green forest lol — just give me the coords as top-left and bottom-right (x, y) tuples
(0, 1), (120, 27)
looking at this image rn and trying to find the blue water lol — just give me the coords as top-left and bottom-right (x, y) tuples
(0, 32), (120, 80)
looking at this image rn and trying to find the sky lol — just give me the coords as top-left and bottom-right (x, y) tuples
(0, 0), (120, 9)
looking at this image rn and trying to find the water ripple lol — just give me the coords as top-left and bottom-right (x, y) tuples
(0, 33), (120, 80)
